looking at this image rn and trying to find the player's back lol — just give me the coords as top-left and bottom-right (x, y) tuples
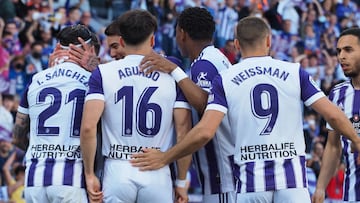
(217, 56), (324, 192)
(191, 46), (235, 195)
(94, 55), (184, 160)
(19, 62), (90, 187)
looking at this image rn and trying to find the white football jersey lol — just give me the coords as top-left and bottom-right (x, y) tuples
(189, 45), (235, 195)
(207, 56), (325, 193)
(86, 55), (189, 160)
(18, 62), (91, 188)
(327, 80), (360, 201)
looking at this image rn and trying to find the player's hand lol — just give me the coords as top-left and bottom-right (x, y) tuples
(68, 37), (100, 72)
(139, 50), (177, 74)
(85, 174), (103, 203)
(350, 140), (360, 153)
(130, 148), (167, 170)
(175, 186), (189, 203)
(311, 188), (325, 203)
(48, 43), (69, 67)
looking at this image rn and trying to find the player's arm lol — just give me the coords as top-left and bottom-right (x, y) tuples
(139, 51), (208, 113)
(131, 109), (224, 170)
(312, 130), (341, 203)
(173, 107), (192, 202)
(311, 97), (360, 150)
(12, 112), (30, 151)
(80, 99), (104, 202)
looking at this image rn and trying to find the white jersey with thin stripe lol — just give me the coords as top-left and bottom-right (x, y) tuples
(207, 56), (325, 193)
(327, 80), (360, 202)
(86, 55), (189, 160)
(18, 62), (90, 188)
(189, 45), (235, 195)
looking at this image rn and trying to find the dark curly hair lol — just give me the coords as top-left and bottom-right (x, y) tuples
(177, 7), (215, 41)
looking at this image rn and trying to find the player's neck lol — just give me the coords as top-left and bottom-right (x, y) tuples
(189, 41), (212, 61)
(124, 46), (152, 56)
(351, 76), (360, 90)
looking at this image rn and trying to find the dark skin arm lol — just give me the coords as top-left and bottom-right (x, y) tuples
(140, 51), (208, 113)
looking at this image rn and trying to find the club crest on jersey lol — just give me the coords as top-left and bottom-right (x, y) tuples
(196, 72), (211, 88)
(350, 114), (360, 134)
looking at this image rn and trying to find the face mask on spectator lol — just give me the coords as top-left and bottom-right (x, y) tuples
(32, 52), (42, 59)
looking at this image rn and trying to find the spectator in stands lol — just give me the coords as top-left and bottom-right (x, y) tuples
(219, 39), (238, 64)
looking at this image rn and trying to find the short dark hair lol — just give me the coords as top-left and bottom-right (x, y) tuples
(104, 18), (121, 37)
(339, 27), (360, 43)
(177, 7), (215, 41)
(117, 9), (157, 46)
(236, 17), (271, 48)
(14, 165), (26, 176)
(91, 33), (100, 56)
(56, 24), (92, 47)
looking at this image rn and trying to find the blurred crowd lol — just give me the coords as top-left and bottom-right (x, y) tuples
(0, 0), (359, 202)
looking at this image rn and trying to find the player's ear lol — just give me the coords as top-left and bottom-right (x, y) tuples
(119, 36), (125, 48)
(234, 39), (241, 52)
(150, 34), (155, 48)
(266, 34), (271, 48)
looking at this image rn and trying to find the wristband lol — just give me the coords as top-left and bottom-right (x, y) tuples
(170, 67), (188, 83)
(175, 179), (187, 188)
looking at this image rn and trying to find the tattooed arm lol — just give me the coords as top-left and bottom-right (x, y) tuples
(13, 112), (30, 151)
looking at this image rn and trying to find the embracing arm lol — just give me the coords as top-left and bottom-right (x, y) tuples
(312, 130), (342, 203)
(311, 97), (360, 149)
(139, 51), (208, 113)
(80, 99), (104, 202)
(131, 110), (224, 170)
(173, 108), (192, 202)
(12, 112), (30, 151)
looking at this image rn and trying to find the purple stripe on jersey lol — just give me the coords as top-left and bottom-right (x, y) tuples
(342, 138), (350, 201)
(204, 140), (221, 194)
(245, 162), (255, 192)
(228, 155), (236, 189)
(19, 82), (31, 109)
(352, 90), (360, 115)
(354, 152), (360, 200)
(300, 156), (307, 187)
(87, 68), (104, 95)
(43, 158), (55, 186)
(283, 159), (296, 188)
(81, 167), (85, 188)
(209, 76), (228, 108)
(299, 69), (322, 102)
(337, 86), (348, 107)
(194, 153), (205, 193)
(264, 160), (275, 191)
(353, 91), (360, 200)
(27, 159), (38, 186)
(233, 163), (241, 192)
(63, 159), (75, 186)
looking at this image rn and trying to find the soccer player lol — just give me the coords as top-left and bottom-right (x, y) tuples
(138, 7), (235, 202)
(12, 25), (99, 202)
(104, 18), (125, 60)
(80, 9), (192, 203)
(312, 28), (360, 203)
(131, 16), (360, 203)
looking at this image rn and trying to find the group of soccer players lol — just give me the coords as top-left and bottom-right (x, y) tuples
(10, 6), (360, 203)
